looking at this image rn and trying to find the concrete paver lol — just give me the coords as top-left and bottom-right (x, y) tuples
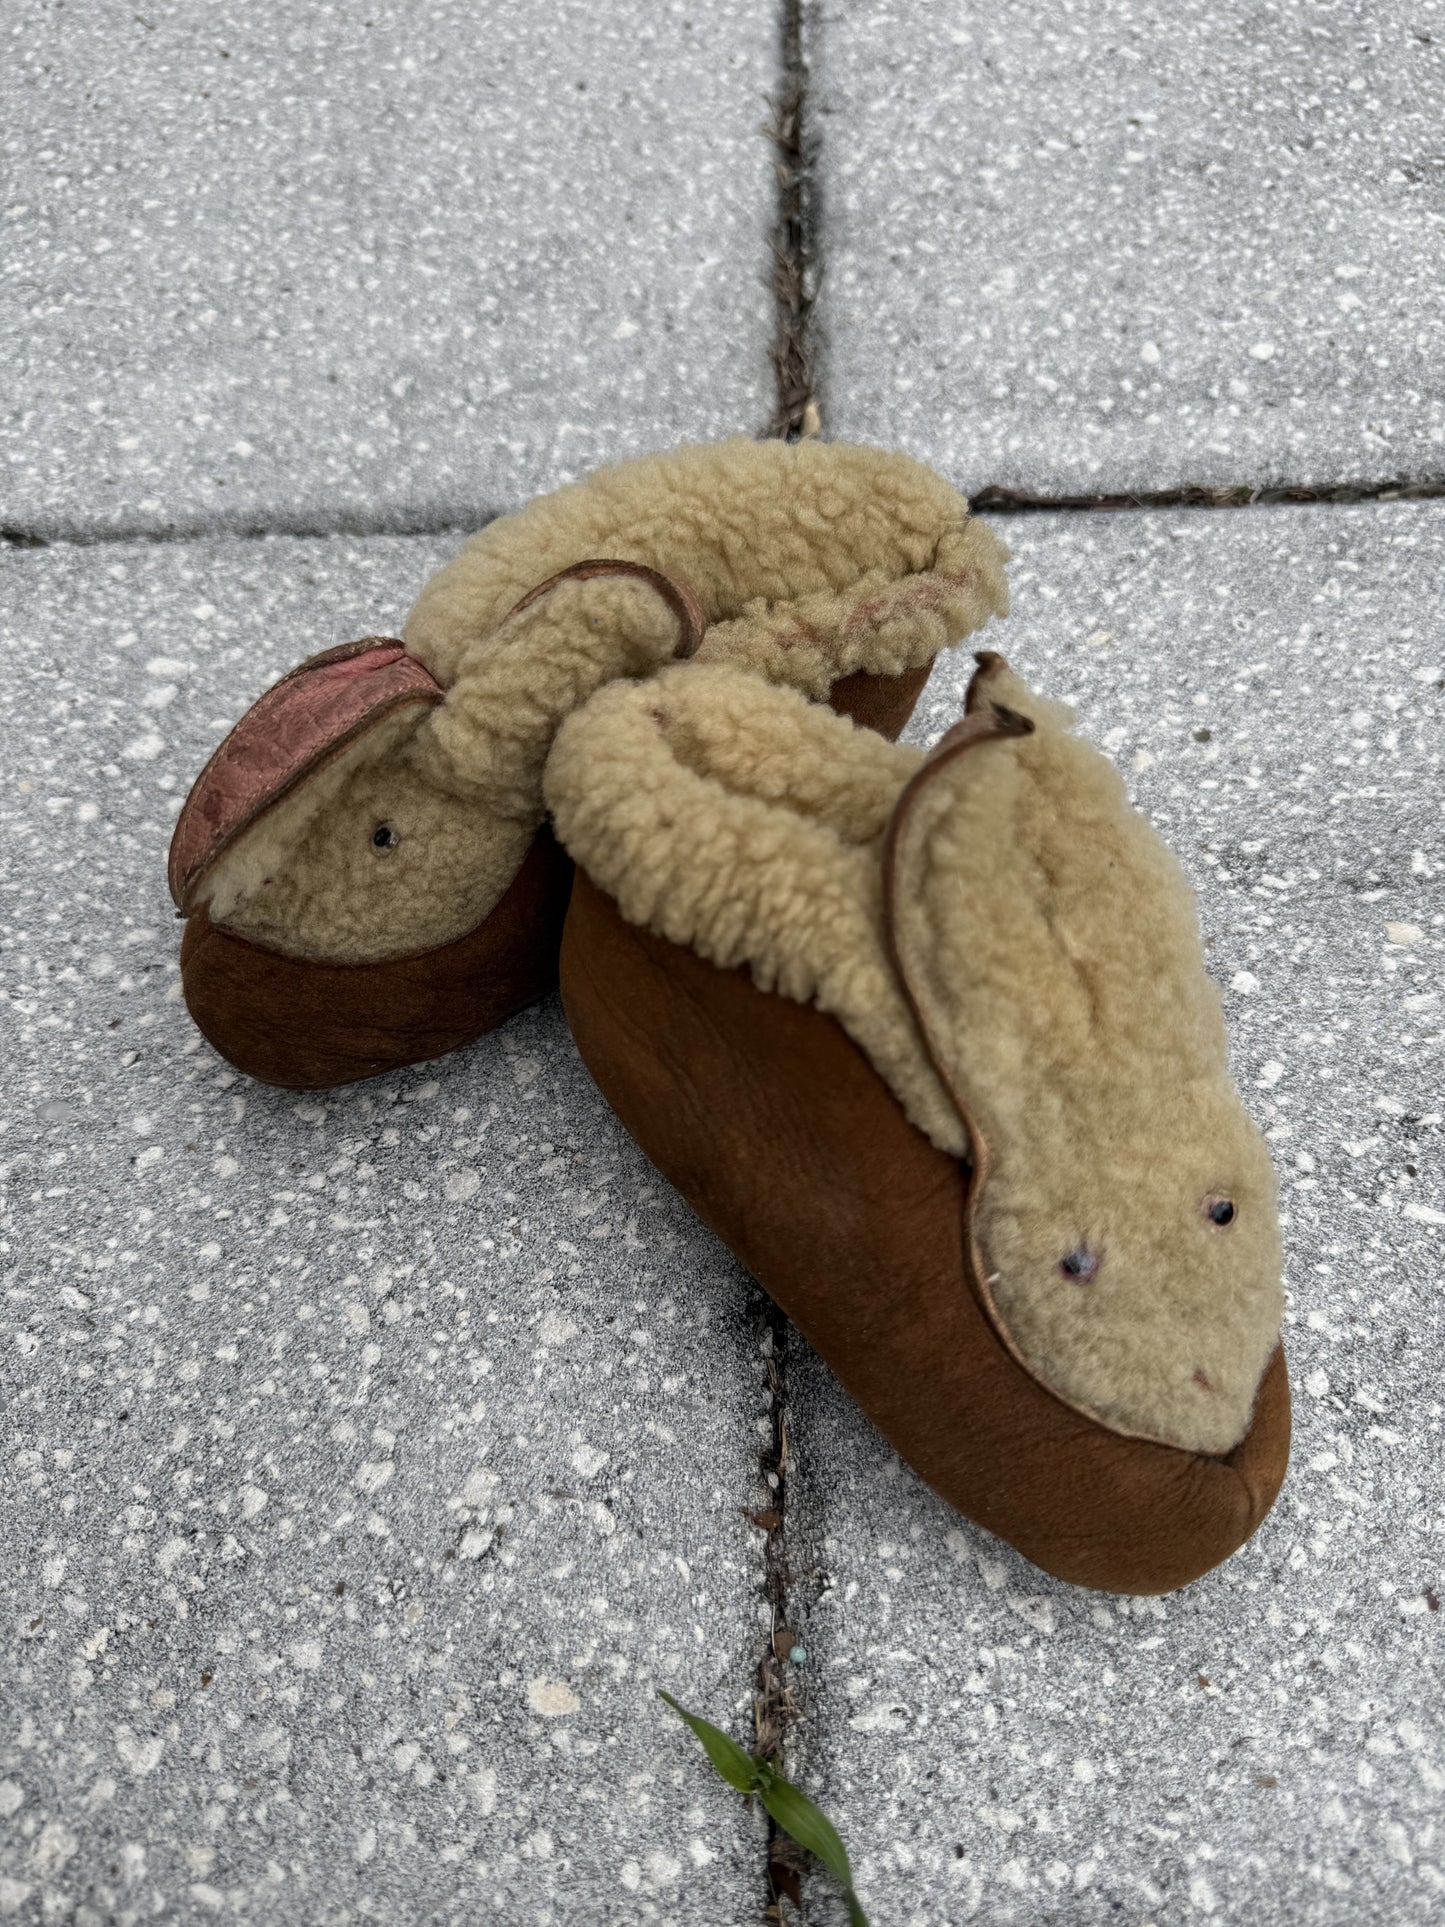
(2, 0), (777, 539)
(0, 536), (769, 1923)
(813, 0), (1445, 494)
(6, 3), (1445, 1916)
(788, 501), (1445, 1924)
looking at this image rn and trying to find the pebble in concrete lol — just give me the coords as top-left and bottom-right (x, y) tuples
(1, 1), (777, 539)
(0, 537), (769, 1924)
(788, 502), (1444, 1924)
(812, 1), (1445, 494)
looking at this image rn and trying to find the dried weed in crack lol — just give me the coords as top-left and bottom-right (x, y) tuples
(766, 0), (819, 442)
(10, 475), (1444, 552)
(0, 510), (481, 550)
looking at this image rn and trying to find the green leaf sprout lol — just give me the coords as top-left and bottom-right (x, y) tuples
(658, 1691), (871, 1925)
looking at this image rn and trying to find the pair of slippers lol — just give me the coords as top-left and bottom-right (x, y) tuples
(169, 438), (1289, 1596)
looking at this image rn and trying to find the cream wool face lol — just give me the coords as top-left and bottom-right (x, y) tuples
(963, 1077), (1281, 1454)
(887, 658), (1283, 1453)
(186, 571), (685, 962)
(545, 654), (1283, 1457)
(193, 721), (537, 966)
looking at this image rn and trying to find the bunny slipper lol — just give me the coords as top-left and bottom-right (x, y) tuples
(545, 652), (1290, 1594)
(169, 438), (1008, 1089)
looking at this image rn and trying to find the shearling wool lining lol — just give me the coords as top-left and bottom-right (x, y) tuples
(405, 437), (1008, 698)
(180, 438), (1007, 969)
(545, 656), (1284, 1456)
(191, 570), (687, 962)
(544, 662), (953, 1140)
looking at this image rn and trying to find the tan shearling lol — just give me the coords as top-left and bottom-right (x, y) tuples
(889, 658), (1283, 1454)
(194, 438), (1007, 966)
(198, 572), (685, 961)
(543, 664), (965, 1149)
(405, 437), (1008, 698)
(546, 657), (1283, 1456)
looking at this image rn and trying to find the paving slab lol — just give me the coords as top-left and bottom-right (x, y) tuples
(0, 537), (770, 1924)
(1, 0), (777, 540)
(788, 502), (1445, 1924)
(812, 1), (1445, 494)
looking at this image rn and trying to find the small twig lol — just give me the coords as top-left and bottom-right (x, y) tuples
(765, 0), (819, 440)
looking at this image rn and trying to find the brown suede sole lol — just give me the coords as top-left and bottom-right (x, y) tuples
(179, 828), (574, 1089)
(559, 867), (1291, 1595)
(175, 661), (934, 1088)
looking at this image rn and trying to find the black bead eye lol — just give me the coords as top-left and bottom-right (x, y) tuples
(1058, 1245), (1100, 1283)
(1205, 1197), (1236, 1227)
(371, 823), (400, 853)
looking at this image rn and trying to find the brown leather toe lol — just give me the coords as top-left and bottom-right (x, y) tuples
(179, 829), (574, 1089)
(559, 869), (1291, 1596)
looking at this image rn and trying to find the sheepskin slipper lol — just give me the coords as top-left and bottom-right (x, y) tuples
(545, 653), (1291, 1594)
(169, 438), (1008, 1088)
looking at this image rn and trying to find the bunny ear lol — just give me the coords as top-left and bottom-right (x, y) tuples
(883, 649), (1211, 1133)
(167, 638), (443, 911)
(881, 666), (1037, 1154)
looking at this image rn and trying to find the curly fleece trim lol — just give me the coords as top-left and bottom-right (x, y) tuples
(544, 663), (958, 1148)
(405, 437), (1008, 699)
(546, 661), (1283, 1456)
(199, 439), (1006, 963)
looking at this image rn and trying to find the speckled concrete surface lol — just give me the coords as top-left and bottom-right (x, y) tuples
(0, 539), (770, 1923)
(812, 0), (1445, 494)
(787, 503), (1445, 1924)
(7, 4), (1445, 1915)
(1, 0), (776, 540)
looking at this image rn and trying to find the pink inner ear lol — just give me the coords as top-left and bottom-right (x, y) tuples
(167, 637), (442, 909)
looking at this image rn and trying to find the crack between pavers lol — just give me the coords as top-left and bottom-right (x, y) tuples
(765, 0), (819, 443)
(749, 1288), (805, 1924)
(970, 476), (1445, 514)
(7, 474), (1445, 556)
(0, 511), (482, 552)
